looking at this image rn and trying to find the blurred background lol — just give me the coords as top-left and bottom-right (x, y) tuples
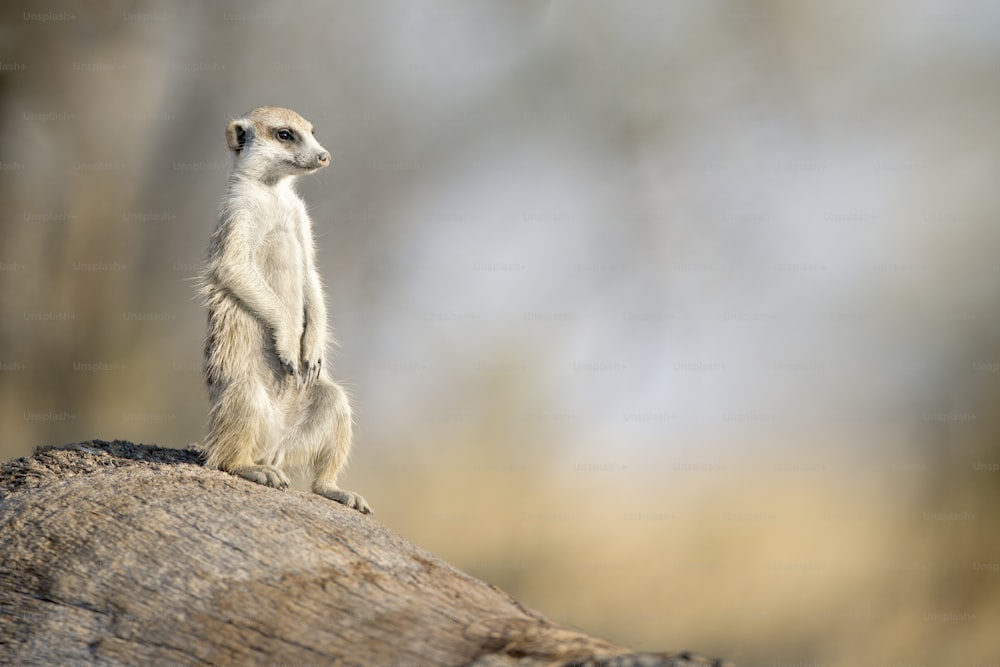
(2, 1), (998, 664)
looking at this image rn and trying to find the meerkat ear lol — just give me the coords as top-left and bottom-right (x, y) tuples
(226, 119), (250, 154)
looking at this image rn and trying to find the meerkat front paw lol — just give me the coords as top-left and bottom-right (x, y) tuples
(278, 356), (299, 380)
(300, 357), (322, 387)
(300, 334), (323, 386)
(231, 464), (290, 490)
(274, 335), (302, 383)
(314, 485), (372, 515)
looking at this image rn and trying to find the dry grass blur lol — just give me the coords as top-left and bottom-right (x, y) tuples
(2, 1), (999, 664)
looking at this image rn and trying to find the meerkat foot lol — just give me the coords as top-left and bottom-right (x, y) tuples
(231, 464), (290, 490)
(314, 485), (372, 515)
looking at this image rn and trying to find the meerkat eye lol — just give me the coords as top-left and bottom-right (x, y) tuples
(276, 129), (296, 142)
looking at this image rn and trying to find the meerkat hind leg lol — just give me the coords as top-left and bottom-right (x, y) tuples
(290, 381), (372, 514)
(205, 380), (290, 491)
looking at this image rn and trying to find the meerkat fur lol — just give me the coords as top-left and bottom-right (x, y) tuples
(200, 105), (370, 514)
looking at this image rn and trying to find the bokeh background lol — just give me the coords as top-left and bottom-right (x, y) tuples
(2, 1), (999, 664)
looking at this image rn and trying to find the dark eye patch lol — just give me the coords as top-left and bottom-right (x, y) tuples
(276, 128), (296, 142)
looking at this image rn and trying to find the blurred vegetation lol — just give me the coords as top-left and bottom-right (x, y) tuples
(2, 1), (999, 663)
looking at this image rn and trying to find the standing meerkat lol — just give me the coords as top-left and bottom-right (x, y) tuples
(200, 105), (371, 514)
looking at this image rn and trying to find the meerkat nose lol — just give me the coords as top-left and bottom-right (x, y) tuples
(316, 151), (330, 166)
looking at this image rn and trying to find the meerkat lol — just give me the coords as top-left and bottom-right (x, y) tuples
(200, 105), (371, 514)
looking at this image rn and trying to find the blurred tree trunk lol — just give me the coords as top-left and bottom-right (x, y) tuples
(0, 441), (729, 667)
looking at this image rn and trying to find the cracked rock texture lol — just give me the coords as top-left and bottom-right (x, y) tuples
(0, 440), (731, 666)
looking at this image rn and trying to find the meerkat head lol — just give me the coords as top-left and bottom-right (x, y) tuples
(225, 106), (330, 182)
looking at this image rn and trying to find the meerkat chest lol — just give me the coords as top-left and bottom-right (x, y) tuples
(256, 188), (309, 275)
